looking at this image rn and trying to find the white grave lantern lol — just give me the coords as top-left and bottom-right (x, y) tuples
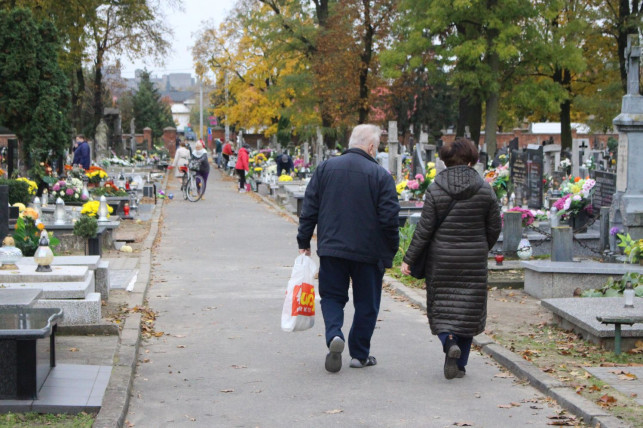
(54, 197), (66, 225)
(98, 196), (109, 222)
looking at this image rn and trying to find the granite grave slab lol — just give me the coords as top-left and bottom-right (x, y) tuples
(541, 297), (643, 352)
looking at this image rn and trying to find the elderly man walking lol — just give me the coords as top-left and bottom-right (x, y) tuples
(297, 124), (400, 373)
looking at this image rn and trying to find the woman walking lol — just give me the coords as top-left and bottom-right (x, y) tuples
(172, 140), (190, 178)
(192, 141), (211, 195)
(235, 144), (249, 192)
(401, 138), (501, 379)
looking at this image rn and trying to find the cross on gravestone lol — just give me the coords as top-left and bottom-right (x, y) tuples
(579, 140), (588, 169)
(625, 34), (641, 96)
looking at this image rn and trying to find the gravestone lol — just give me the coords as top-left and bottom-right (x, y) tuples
(543, 144), (562, 175)
(95, 119), (109, 162)
(591, 171), (617, 212)
(303, 142), (309, 165)
(412, 141), (426, 177)
(510, 150), (528, 206)
(526, 145), (544, 209)
(315, 127), (324, 167)
(572, 138), (590, 177)
(502, 211), (522, 257)
(0, 185), (7, 243)
(7, 139), (17, 178)
(388, 121), (399, 178)
(129, 119), (136, 159)
(611, 34), (643, 240)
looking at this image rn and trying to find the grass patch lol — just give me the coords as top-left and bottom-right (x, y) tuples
(387, 266), (426, 289)
(491, 323), (643, 426)
(0, 412), (95, 428)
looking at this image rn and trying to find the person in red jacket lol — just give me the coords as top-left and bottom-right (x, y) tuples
(222, 141), (234, 171)
(235, 144), (250, 192)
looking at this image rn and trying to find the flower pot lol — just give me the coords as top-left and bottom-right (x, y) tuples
(568, 210), (592, 233)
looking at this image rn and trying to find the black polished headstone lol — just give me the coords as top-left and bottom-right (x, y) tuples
(510, 150), (527, 204)
(7, 139), (17, 178)
(0, 185), (8, 243)
(591, 170), (617, 212)
(526, 146), (544, 209)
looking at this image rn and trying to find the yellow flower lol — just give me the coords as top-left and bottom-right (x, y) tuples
(396, 180), (408, 195)
(428, 169), (436, 179)
(16, 178), (38, 195)
(427, 162), (435, 169)
(12, 202), (26, 213)
(37, 222), (45, 231)
(81, 201), (113, 217)
(254, 167), (263, 172)
(278, 175), (293, 182)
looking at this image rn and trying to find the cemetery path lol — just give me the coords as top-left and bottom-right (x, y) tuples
(126, 169), (569, 428)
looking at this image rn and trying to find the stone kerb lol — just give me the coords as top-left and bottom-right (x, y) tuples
(522, 260), (643, 299)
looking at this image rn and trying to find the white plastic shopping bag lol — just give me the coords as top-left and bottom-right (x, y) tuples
(281, 254), (317, 332)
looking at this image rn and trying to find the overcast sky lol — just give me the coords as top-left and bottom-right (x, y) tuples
(120, 0), (237, 78)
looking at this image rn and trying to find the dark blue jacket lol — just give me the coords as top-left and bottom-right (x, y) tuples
(73, 141), (90, 169)
(297, 148), (400, 268)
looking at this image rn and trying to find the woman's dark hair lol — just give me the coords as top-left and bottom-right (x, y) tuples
(439, 138), (479, 167)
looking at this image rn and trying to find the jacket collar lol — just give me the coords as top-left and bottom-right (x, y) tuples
(342, 148), (377, 163)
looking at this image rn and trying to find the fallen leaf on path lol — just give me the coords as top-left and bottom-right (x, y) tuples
(324, 409), (343, 414)
(231, 365), (247, 369)
(610, 370), (638, 380)
(174, 334), (186, 338)
(68, 348), (79, 352)
(597, 394), (617, 406)
(177, 345), (186, 348)
(494, 372), (514, 378)
(220, 389), (234, 393)
(185, 415), (196, 421)
(497, 404), (513, 409)
(453, 422), (473, 426)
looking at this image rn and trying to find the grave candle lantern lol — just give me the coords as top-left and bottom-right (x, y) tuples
(54, 197), (66, 225)
(98, 196), (109, 222)
(123, 203), (130, 217)
(34, 230), (54, 272)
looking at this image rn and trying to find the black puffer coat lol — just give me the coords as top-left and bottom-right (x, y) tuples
(403, 166), (501, 337)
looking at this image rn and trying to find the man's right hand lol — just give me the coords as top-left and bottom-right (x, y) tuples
(299, 248), (311, 256)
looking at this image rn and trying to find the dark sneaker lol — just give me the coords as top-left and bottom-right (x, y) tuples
(456, 367), (466, 378)
(443, 335), (461, 380)
(349, 356), (377, 368)
(325, 336), (344, 373)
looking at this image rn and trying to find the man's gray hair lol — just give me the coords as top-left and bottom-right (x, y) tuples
(348, 124), (381, 149)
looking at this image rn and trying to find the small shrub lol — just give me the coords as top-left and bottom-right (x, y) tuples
(0, 178), (32, 205)
(73, 216), (98, 239)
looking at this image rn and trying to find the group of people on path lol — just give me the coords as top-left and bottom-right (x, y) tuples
(297, 124), (501, 379)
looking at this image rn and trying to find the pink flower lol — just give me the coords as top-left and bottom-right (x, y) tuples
(415, 173), (424, 182)
(52, 184), (60, 191)
(407, 180), (419, 190)
(553, 194), (570, 211)
(81, 194), (88, 200)
(65, 188), (74, 196)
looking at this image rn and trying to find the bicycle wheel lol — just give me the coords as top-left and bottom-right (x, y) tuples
(186, 174), (204, 202)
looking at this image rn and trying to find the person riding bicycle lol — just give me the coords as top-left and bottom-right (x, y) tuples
(191, 141), (210, 194)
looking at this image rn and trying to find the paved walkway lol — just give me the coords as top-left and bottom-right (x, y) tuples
(126, 169), (568, 427)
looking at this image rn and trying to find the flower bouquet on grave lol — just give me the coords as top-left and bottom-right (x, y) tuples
(278, 173), (293, 182)
(80, 200), (113, 218)
(501, 207), (535, 228)
(484, 164), (510, 201)
(16, 177), (38, 196)
(552, 176), (596, 221)
(51, 178), (87, 204)
(85, 167), (108, 184)
(13, 208), (59, 256)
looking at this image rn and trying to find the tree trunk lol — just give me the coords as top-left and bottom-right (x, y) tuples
(554, 66), (572, 151)
(93, 52), (104, 140)
(484, 90), (499, 160)
(469, 100), (482, 145)
(357, 0), (374, 124)
(483, 0), (499, 159)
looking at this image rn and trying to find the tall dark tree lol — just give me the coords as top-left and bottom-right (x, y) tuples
(0, 8), (70, 171)
(132, 71), (174, 139)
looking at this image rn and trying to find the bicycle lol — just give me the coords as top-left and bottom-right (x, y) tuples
(180, 164), (205, 202)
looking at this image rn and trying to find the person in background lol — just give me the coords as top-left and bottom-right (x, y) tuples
(170, 140), (190, 178)
(192, 141), (211, 194)
(73, 134), (91, 170)
(401, 138), (501, 380)
(235, 144), (249, 192)
(297, 124), (400, 373)
(222, 140), (234, 171)
(215, 138), (223, 169)
(277, 150), (294, 177)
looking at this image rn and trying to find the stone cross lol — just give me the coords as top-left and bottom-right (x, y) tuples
(625, 34), (641, 96)
(130, 119), (136, 158)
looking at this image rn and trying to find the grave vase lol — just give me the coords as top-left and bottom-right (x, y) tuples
(568, 209), (592, 233)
